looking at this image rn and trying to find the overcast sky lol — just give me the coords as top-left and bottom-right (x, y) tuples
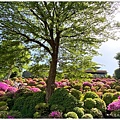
(93, 40), (120, 76)
(93, 6), (120, 76)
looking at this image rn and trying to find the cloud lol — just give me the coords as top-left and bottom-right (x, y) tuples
(93, 39), (120, 75)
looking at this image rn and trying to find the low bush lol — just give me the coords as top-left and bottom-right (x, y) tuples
(90, 108), (103, 118)
(84, 98), (96, 109)
(113, 92), (120, 101)
(115, 86), (120, 91)
(93, 98), (106, 113)
(102, 92), (113, 105)
(7, 110), (22, 118)
(70, 88), (82, 100)
(81, 114), (93, 118)
(83, 91), (99, 100)
(73, 107), (84, 118)
(49, 88), (80, 112)
(50, 104), (65, 112)
(72, 83), (82, 90)
(64, 111), (78, 118)
(0, 111), (8, 118)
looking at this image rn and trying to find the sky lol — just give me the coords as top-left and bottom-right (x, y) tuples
(93, 6), (120, 76)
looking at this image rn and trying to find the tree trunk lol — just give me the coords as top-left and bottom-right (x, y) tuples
(45, 55), (58, 103)
(6, 65), (13, 80)
(45, 31), (60, 103)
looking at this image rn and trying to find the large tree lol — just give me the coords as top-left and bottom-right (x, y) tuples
(0, 2), (117, 102)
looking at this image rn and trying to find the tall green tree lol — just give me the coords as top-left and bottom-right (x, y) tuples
(0, 2), (117, 102)
(0, 40), (31, 79)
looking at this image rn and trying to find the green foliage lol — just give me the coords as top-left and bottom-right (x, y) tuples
(0, 101), (7, 107)
(35, 103), (49, 112)
(33, 112), (41, 118)
(12, 96), (26, 112)
(0, 40), (31, 79)
(115, 86), (120, 91)
(90, 108), (103, 118)
(113, 92), (120, 101)
(110, 110), (120, 118)
(0, 1), (115, 81)
(64, 112), (78, 119)
(83, 91), (99, 100)
(0, 111), (8, 118)
(8, 110), (22, 118)
(93, 98), (106, 113)
(73, 107), (84, 118)
(50, 104), (65, 112)
(12, 91), (46, 118)
(48, 88), (80, 112)
(21, 92), (46, 118)
(81, 114), (93, 118)
(0, 101), (8, 111)
(102, 92), (113, 105)
(70, 88), (82, 100)
(72, 83), (82, 90)
(114, 68), (120, 79)
(6, 98), (15, 110)
(84, 98), (96, 109)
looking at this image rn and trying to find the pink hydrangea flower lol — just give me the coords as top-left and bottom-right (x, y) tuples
(30, 87), (41, 92)
(7, 87), (18, 93)
(0, 82), (9, 92)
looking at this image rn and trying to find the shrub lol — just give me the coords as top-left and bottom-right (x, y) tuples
(49, 88), (80, 112)
(73, 107), (84, 118)
(7, 110), (22, 118)
(12, 91), (46, 118)
(0, 111), (8, 118)
(50, 104), (65, 112)
(107, 96), (120, 111)
(83, 86), (91, 91)
(6, 98), (14, 110)
(33, 112), (41, 118)
(35, 102), (49, 116)
(102, 92), (113, 105)
(0, 101), (8, 111)
(21, 91), (46, 118)
(84, 98), (96, 109)
(115, 86), (120, 91)
(70, 88), (82, 100)
(12, 97), (26, 112)
(113, 92), (120, 101)
(110, 110), (120, 118)
(83, 91), (99, 100)
(64, 112), (78, 118)
(81, 114), (93, 118)
(72, 83), (82, 90)
(90, 108), (103, 118)
(93, 98), (106, 113)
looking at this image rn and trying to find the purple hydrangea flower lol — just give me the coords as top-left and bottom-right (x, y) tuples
(7, 115), (14, 119)
(107, 99), (120, 111)
(49, 111), (62, 118)
(83, 82), (92, 88)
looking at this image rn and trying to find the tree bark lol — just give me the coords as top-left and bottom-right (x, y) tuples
(45, 54), (58, 103)
(45, 32), (60, 103)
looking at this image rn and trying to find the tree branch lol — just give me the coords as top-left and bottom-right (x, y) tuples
(13, 30), (52, 56)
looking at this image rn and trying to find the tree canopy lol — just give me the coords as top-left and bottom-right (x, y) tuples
(0, 40), (31, 79)
(0, 1), (118, 101)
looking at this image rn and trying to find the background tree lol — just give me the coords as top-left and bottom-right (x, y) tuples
(0, 40), (31, 79)
(114, 52), (120, 79)
(0, 2), (117, 102)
